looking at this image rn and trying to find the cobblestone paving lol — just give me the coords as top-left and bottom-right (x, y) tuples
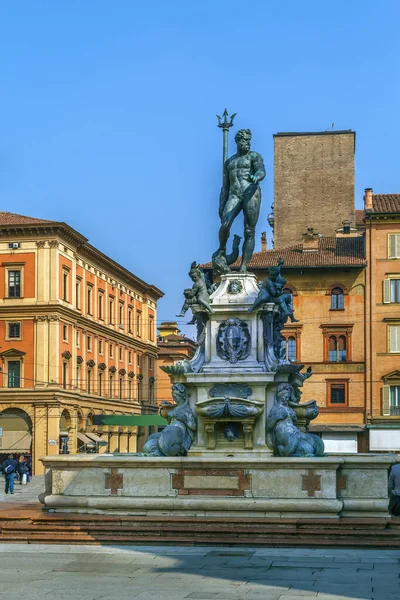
(0, 544), (398, 600)
(0, 475), (44, 503)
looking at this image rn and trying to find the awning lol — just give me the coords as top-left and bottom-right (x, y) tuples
(309, 425), (365, 433)
(85, 432), (108, 446)
(77, 432), (95, 447)
(93, 415), (168, 427)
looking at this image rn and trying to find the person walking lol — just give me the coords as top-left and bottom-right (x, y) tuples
(2, 454), (17, 495)
(17, 455), (29, 485)
(389, 463), (400, 516)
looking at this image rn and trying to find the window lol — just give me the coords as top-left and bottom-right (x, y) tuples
(128, 379), (132, 400)
(119, 378), (123, 398)
(389, 326), (400, 353)
(389, 234), (400, 259)
(137, 353), (141, 368)
(149, 381), (154, 403)
(8, 322), (21, 339)
(389, 386), (400, 416)
(8, 270), (21, 298)
(149, 356), (154, 370)
(109, 374), (114, 397)
(63, 325), (68, 341)
(76, 331), (80, 347)
(87, 285), (93, 314)
(99, 371), (103, 397)
(87, 335), (92, 352)
(128, 351), (132, 364)
(328, 335), (347, 362)
(119, 347), (123, 361)
(137, 311), (142, 336)
(137, 379), (142, 401)
(149, 316), (154, 341)
(109, 298), (114, 324)
(98, 339), (103, 355)
(8, 242), (20, 249)
(76, 279), (81, 309)
(282, 336), (296, 361)
(128, 308), (132, 333)
(331, 287), (344, 310)
(119, 303), (124, 329)
(87, 369), (91, 394)
(62, 362), (67, 390)
(8, 361), (21, 388)
(109, 343), (113, 358)
(98, 293), (104, 320)
(327, 380), (348, 406)
(383, 278), (400, 304)
(322, 325), (352, 362)
(63, 271), (68, 301)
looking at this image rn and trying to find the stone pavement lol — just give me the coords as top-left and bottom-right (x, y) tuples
(0, 475), (44, 503)
(0, 544), (398, 600)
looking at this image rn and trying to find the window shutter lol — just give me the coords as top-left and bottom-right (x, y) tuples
(383, 279), (391, 303)
(389, 326), (400, 353)
(383, 385), (391, 416)
(389, 234), (400, 258)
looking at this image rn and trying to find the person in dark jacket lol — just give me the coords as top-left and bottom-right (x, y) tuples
(2, 454), (17, 494)
(389, 463), (400, 516)
(17, 456), (29, 485)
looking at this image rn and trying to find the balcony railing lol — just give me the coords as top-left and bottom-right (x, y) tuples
(390, 406), (400, 416)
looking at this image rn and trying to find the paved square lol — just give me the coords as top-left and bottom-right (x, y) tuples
(0, 544), (398, 599)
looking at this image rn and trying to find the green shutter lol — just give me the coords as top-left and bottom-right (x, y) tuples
(389, 326), (400, 353)
(389, 234), (400, 259)
(383, 279), (391, 303)
(383, 385), (391, 416)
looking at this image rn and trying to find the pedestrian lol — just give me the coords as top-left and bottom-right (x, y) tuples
(2, 454), (17, 495)
(17, 455), (29, 485)
(26, 454), (32, 478)
(389, 463), (400, 516)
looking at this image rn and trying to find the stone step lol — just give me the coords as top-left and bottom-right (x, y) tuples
(0, 506), (399, 547)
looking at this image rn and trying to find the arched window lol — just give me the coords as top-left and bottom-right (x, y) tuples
(328, 335), (347, 362)
(282, 336), (297, 362)
(331, 287), (345, 310)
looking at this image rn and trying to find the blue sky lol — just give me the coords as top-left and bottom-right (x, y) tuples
(1, 1), (399, 336)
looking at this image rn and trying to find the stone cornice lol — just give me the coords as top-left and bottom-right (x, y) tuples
(0, 387), (142, 410)
(0, 222), (163, 300)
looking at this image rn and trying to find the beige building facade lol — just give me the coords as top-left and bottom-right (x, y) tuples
(364, 191), (400, 450)
(0, 212), (163, 473)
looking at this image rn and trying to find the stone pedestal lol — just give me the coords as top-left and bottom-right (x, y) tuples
(40, 454), (395, 519)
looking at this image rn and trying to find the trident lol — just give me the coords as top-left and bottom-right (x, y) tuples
(217, 108), (236, 179)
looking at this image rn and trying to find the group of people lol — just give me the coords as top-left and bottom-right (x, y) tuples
(2, 453), (32, 495)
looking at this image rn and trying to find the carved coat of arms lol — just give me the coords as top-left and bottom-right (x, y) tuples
(216, 318), (251, 363)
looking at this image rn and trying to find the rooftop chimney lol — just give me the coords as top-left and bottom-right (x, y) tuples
(364, 187), (373, 211)
(261, 231), (267, 252)
(302, 227), (320, 252)
(342, 220), (351, 234)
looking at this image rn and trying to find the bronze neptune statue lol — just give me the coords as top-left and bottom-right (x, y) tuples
(213, 128), (266, 273)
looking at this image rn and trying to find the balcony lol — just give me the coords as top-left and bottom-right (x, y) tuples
(390, 406), (400, 416)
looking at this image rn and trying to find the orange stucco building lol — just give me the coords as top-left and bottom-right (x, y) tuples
(364, 190), (400, 451)
(0, 212), (163, 473)
(156, 321), (196, 405)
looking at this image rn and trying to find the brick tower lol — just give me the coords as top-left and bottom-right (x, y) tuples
(273, 130), (355, 248)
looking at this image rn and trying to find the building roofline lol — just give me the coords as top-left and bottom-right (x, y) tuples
(274, 130), (355, 137)
(0, 219), (163, 300)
